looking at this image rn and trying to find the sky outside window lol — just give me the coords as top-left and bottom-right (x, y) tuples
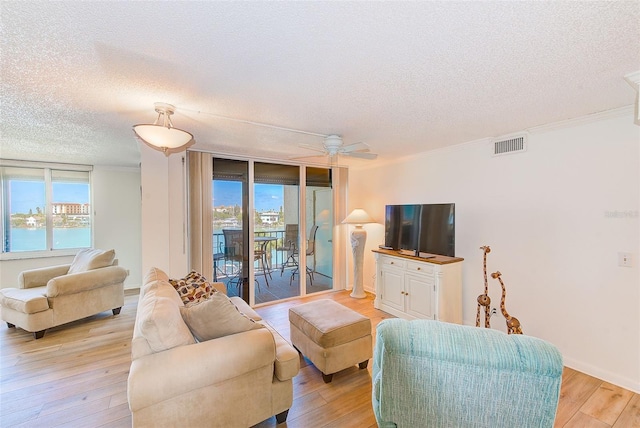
(212, 181), (283, 211)
(10, 181), (89, 214)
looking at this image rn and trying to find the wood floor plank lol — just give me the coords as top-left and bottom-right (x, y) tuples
(563, 411), (611, 428)
(108, 390), (129, 409)
(285, 381), (373, 428)
(555, 369), (604, 427)
(15, 396), (112, 428)
(97, 414), (133, 428)
(580, 382), (634, 425)
(0, 403), (43, 427)
(39, 380), (128, 417)
(1, 289), (637, 428)
(322, 398), (377, 428)
(1, 366), (130, 414)
(1, 354), (131, 394)
(613, 393), (640, 428)
(55, 402), (132, 428)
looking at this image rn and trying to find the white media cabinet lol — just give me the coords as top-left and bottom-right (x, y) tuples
(373, 249), (464, 323)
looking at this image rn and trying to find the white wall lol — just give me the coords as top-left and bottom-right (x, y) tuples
(0, 166), (142, 289)
(349, 109), (640, 393)
(92, 166), (142, 289)
(139, 147), (189, 279)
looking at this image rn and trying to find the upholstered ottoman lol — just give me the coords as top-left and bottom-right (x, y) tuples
(289, 299), (372, 383)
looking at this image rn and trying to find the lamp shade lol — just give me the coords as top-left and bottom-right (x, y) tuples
(133, 102), (195, 156)
(342, 209), (374, 225)
(133, 124), (194, 149)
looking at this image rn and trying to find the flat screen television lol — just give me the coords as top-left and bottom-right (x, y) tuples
(384, 203), (455, 257)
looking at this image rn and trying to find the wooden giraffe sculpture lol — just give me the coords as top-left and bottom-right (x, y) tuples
(475, 246), (492, 328)
(491, 271), (523, 335)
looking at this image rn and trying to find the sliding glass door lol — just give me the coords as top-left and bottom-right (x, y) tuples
(212, 158), (249, 299)
(305, 167), (333, 294)
(254, 163), (300, 304)
(210, 156), (333, 305)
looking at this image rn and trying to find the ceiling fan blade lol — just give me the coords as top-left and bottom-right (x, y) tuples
(298, 143), (327, 153)
(343, 151), (378, 160)
(341, 142), (369, 152)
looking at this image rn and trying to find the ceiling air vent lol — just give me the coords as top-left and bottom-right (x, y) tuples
(492, 134), (527, 156)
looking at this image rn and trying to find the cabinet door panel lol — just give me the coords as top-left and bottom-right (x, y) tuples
(405, 273), (434, 319)
(380, 267), (404, 312)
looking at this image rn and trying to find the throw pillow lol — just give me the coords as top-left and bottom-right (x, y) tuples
(179, 292), (264, 342)
(169, 270), (216, 305)
(68, 248), (116, 274)
(138, 295), (196, 353)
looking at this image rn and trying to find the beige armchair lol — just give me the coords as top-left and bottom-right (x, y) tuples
(0, 249), (127, 339)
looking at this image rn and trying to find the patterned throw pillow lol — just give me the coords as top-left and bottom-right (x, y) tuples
(169, 271), (216, 305)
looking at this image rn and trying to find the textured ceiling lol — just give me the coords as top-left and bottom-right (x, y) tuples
(1, 1), (639, 168)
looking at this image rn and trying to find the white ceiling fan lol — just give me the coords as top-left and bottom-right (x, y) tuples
(297, 135), (378, 162)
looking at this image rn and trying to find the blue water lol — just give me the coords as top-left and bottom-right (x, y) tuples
(9, 228), (91, 251)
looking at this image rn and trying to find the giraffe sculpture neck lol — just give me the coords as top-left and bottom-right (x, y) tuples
(491, 271), (523, 335)
(476, 246), (492, 328)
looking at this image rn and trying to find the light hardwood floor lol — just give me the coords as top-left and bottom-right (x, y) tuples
(0, 289), (638, 427)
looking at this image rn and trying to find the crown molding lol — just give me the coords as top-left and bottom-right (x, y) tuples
(526, 105), (635, 134)
(624, 71), (640, 126)
(350, 105), (637, 172)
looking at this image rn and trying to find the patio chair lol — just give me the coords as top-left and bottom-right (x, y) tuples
(276, 224), (299, 275)
(290, 225), (318, 286)
(222, 229), (264, 291)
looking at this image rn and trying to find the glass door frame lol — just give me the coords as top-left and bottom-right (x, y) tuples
(209, 154), (340, 307)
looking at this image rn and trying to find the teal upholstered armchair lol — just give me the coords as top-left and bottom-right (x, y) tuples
(372, 319), (563, 428)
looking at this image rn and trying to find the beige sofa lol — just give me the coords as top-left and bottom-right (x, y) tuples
(127, 267), (300, 427)
(0, 249), (127, 339)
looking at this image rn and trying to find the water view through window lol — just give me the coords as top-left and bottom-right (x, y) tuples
(3, 167), (91, 253)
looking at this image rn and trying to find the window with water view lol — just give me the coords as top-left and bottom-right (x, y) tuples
(1, 163), (92, 254)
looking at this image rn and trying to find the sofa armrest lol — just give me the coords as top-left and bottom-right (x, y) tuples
(260, 322), (300, 381)
(212, 281), (227, 295)
(46, 266), (127, 297)
(128, 328), (276, 412)
(19, 265), (71, 289)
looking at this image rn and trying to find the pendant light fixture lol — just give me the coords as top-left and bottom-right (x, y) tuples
(133, 102), (195, 156)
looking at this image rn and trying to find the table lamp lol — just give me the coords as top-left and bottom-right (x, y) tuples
(342, 209), (375, 298)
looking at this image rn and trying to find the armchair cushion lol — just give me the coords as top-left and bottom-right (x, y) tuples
(179, 292), (263, 342)
(68, 248), (115, 274)
(0, 287), (48, 314)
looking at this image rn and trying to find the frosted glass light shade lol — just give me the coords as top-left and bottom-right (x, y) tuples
(133, 124), (194, 149)
(133, 102), (195, 156)
(342, 209), (374, 225)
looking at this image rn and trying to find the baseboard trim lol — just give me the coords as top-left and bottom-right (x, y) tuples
(563, 356), (640, 394)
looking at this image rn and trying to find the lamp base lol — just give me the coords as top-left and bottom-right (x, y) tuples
(350, 289), (367, 299)
(349, 226), (367, 299)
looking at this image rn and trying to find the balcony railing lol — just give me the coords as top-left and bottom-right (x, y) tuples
(213, 229), (291, 279)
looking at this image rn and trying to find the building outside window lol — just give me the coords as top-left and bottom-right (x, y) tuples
(1, 161), (92, 256)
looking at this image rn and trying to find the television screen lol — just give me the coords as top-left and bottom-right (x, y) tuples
(384, 204), (420, 251)
(417, 204), (455, 257)
(384, 203), (455, 257)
